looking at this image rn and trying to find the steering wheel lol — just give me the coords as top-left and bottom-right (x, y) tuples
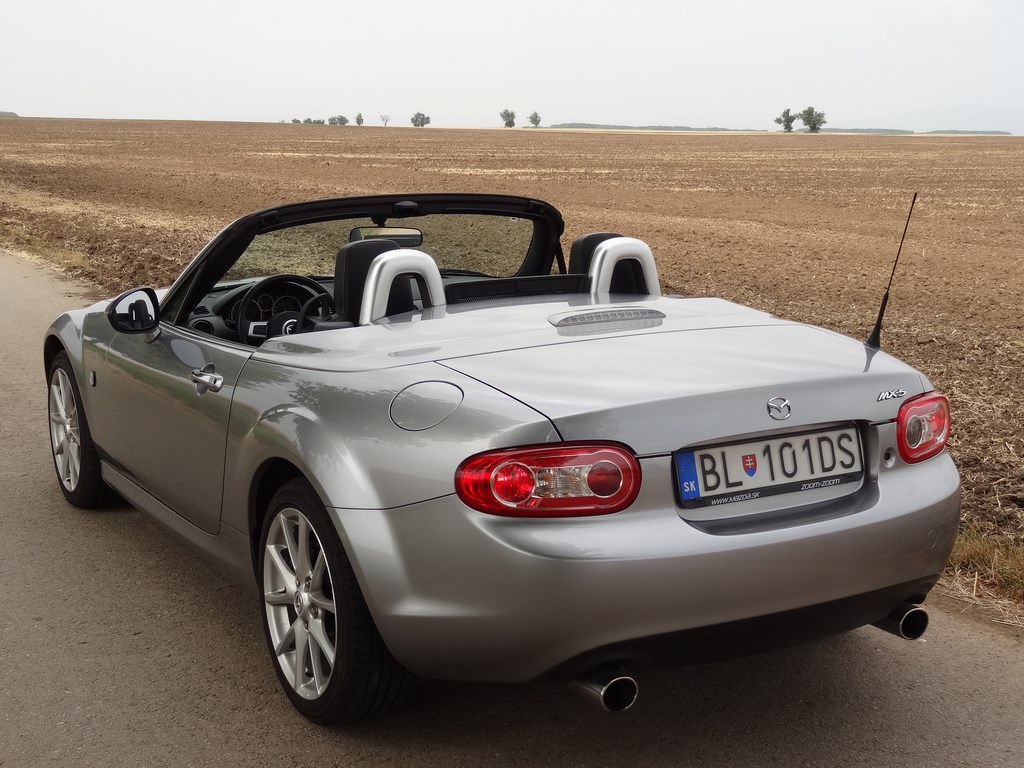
(236, 274), (331, 345)
(296, 292), (335, 333)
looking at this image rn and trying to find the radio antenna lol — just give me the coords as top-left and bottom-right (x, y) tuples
(866, 192), (918, 349)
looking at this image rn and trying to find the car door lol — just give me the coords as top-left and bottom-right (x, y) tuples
(98, 324), (252, 534)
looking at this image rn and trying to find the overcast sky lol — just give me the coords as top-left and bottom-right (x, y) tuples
(2, 0), (1021, 133)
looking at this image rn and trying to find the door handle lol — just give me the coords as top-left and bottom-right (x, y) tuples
(190, 366), (224, 393)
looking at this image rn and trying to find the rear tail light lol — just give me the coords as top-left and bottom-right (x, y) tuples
(896, 392), (951, 463)
(455, 442), (641, 517)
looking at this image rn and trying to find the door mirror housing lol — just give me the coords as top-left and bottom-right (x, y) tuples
(107, 287), (161, 334)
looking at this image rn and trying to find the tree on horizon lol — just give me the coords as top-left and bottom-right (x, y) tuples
(774, 108), (796, 132)
(799, 106), (827, 133)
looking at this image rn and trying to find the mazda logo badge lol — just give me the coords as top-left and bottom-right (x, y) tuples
(767, 397), (791, 420)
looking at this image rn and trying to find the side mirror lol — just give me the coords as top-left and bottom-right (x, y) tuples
(107, 287), (161, 334)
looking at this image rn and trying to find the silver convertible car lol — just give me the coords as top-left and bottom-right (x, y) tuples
(44, 193), (960, 722)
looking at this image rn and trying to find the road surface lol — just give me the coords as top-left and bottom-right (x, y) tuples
(1, 248), (1022, 767)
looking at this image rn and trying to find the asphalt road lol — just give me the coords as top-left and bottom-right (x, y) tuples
(2, 248), (1022, 768)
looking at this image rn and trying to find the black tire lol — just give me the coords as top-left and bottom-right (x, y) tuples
(258, 478), (412, 724)
(47, 351), (117, 508)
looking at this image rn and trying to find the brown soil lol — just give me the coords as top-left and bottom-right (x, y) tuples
(1, 118), (1022, 540)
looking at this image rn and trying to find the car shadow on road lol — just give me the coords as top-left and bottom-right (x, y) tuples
(40, 492), (1000, 768)
(345, 630), (949, 767)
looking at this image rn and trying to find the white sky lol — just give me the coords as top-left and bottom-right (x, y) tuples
(2, 0), (1021, 133)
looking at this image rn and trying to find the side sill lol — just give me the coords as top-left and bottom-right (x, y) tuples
(101, 461), (257, 594)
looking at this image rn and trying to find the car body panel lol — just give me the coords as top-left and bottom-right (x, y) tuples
(252, 296), (779, 372)
(219, 361), (559, 533)
(441, 319), (928, 455)
(332, 448), (958, 681)
(96, 326), (252, 533)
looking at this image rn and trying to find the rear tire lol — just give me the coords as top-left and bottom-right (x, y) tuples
(258, 478), (412, 723)
(47, 351), (116, 508)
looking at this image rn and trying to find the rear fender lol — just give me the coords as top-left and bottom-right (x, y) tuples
(220, 361), (559, 535)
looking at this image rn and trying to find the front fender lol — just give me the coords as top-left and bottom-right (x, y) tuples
(44, 303), (115, 419)
(44, 311), (88, 377)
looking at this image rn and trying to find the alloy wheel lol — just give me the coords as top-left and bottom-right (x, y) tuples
(263, 507), (338, 700)
(49, 368), (81, 492)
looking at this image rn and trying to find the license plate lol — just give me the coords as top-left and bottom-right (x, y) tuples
(674, 426), (863, 508)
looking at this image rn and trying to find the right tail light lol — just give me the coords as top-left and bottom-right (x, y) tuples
(896, 392), (951, 463)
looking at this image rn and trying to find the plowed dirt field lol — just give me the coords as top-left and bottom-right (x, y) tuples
(1, 118), (1021, 546)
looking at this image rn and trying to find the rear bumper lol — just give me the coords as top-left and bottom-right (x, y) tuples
(538, 577), (938, 682)
(331, 452), (960, 682)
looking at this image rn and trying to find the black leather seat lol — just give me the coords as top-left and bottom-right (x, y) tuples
(331, 239), (417, 326)
(568, 232), (622, 274)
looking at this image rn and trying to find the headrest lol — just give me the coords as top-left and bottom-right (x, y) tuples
(334, 239), (400, 324)
(568, 232), (623, 274)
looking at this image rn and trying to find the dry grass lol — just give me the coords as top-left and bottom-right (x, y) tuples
(948, 526), (1024, 605)
(940, 572), (1024, 630)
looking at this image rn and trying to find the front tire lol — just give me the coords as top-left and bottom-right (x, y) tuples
(47, 351), (115, 508)
(258, 479), (411, 723)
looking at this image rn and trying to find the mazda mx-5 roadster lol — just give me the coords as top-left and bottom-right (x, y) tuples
(44, 193), (959, 722)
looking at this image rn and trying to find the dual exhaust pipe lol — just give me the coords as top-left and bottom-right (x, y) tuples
(570, 603), (928, 712)
(873, 602), (929, 640)
(569, 668), (639, 712)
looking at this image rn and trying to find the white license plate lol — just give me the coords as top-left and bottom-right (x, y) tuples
(675, 426), (863, 508)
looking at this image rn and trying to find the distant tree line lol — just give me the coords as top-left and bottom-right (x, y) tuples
(775, 107), (827, 133)
(288, 112), (368, 126)
(289, 109), (538, 129)
(284, 109), (554, 129)
(285, 112), (431, 127)
(498, 109), (542, 128)
(0, 111), (18, 118)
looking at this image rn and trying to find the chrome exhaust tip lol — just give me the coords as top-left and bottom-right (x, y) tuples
(569, 668), (638, 712)
(873, 602), (929, 640)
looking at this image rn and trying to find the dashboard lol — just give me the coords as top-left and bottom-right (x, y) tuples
(229, 292), (304, 324)
(186, 278), (333, 342)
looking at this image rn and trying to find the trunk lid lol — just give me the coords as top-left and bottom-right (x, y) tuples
(441, 321), (927, 455)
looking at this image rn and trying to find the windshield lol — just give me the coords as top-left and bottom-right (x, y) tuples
(225, 213), (537, 282)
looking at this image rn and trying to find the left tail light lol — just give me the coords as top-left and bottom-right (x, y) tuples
(896, 392), (951, 463)
(455, 442), (642, 517)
